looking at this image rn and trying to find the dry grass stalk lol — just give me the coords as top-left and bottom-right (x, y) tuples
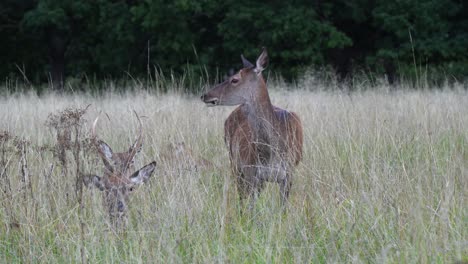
(0, 131), (13, 195)
(0, 131), (16, 230)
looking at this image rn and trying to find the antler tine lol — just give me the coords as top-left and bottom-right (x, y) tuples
(91, 112), (113, 169)
(91, 114), (100, 143)
(125, 111), (144, 170)
(133, 110), (143, 151)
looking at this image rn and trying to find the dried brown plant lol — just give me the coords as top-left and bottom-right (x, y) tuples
(45, 105), (91, 202)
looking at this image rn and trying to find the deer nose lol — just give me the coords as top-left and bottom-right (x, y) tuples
(201, 93), (219, 106)
(117, 200), (125, 212)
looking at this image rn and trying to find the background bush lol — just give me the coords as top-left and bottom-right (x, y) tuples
(1, 0), (467, 90)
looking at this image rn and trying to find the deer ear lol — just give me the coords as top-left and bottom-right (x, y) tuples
(130, 161), (156, 185)
(96, 140), (114, 170)
(97, 140), (114, 160)
(241, 54), (254, 68)
(83, 174), (105, 191)
(255, 47), (268, 74)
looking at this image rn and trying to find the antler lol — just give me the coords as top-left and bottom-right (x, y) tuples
(124, 111), (143, 171)
(91, 113), (114, 171)
(91, 115), (100, 142)
(91, 111), (144, 174)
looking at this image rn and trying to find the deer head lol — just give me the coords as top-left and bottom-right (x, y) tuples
(85, 112), (156, 228)
(201, 47), (269, 107)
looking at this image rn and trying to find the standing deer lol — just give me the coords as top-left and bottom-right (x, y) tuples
(201, 48), (303, 209)
(84, 112), (156, 229)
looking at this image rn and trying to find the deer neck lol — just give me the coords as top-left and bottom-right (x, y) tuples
(242, 81), (276, 145)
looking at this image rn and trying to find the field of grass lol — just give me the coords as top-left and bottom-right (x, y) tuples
(0, 82), (467, 263)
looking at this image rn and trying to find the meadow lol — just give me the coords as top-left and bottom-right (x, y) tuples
(0, 80), (467, 263)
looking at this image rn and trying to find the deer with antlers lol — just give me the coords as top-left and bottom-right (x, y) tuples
(201, 48), (303, 210)
(84, 112), (156, 228)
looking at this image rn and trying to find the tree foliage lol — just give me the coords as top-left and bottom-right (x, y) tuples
(1, 0), (467, 90)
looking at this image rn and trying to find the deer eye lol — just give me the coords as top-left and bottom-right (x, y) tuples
(231, 78), (239, 84)
(129, 187), (134, 192)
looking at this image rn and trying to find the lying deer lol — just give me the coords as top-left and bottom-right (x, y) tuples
(160, 141), (213, 172)
(84, 112), (156, 228)
(201, 48), (303, 209)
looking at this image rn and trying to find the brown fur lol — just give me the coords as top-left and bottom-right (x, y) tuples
(224, 106), (303, 167)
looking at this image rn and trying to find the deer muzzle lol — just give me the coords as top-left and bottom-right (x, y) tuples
(201, 93), (219, 106)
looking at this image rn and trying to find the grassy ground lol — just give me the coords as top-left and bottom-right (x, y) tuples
(0, 83), (467, 263)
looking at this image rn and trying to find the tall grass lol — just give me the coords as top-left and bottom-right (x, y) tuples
(0, 80), (466, 263)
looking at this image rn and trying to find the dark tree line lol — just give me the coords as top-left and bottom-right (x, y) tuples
(1, 0), (467, 90)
